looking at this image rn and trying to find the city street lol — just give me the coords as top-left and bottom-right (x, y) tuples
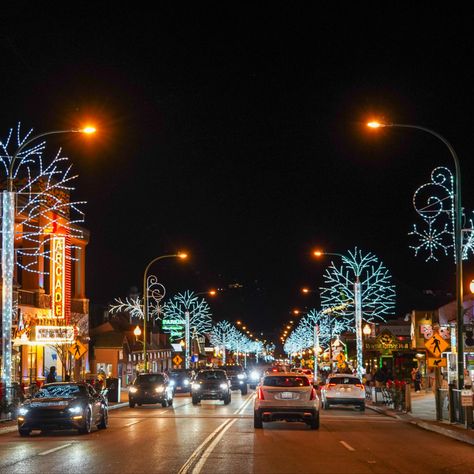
(0, 392), (472, 474)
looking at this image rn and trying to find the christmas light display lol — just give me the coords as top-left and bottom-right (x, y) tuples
(162, 291), (212, 368)
(409, 166), (474, 261)
(1, 124), (85, 401)
(210, 320), (239, 364)
(320, 248), (396, 377)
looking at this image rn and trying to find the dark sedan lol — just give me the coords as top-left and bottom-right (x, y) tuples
(128, 373), (174, 408)
(169, 369), (194, 393)
(17, 382), (108, 436)
(191, 369), (231, 405)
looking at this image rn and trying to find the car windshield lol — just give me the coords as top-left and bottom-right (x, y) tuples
(136, 374), (165, 385)
(263, 376), (310, 387)
(221, 365), (243, 374)
(170, 372), (190, 379)
(35, 384), (86, 398)
(329, 377), (361, 385)
(197, 371), (226, 380)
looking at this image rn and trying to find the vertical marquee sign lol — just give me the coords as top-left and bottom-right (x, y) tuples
(51, 236), (65, 319)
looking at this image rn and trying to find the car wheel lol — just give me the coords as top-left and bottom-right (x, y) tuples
(224, 393), (231, 405)
(168, 397), (174, 406)
(137, 403), (142, 406)
(129, 400), (136, 408)
(19, 428), (31, 437)
(310, 413), (320, 430)
(254, 411), (263, 429)
(241, 385), (248, 395)
(98, 409), (108, 429)
(78, 408), (92, 434)
(161, 399), (168, 408)
(358, 403), (365, 412)
(192, 396), (200, 405)
(249, 384), (256, 389)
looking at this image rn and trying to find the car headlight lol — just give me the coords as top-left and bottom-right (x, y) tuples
(169, 380), (175, 386)
(192, 383), (201, 390)
(183, 379), (190, 386)
(68, 405), (83, 414)
(129, 386), (138, 393)
(237, 374), (245, 380)
(220, 383), (228, 390)
(155, 386), (165, 393)
(250, 371), (259, 380)
(18, 407), (29, 416)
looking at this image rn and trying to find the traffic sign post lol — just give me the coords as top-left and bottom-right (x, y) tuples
(173, 354), (183, 367)
(69, 340), (88, 360)
(425, 333), (450, 358)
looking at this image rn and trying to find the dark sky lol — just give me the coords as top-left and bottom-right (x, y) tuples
(2, 5), (474, 343)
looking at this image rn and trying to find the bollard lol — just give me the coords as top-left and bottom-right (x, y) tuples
(405, 383), (412, 413)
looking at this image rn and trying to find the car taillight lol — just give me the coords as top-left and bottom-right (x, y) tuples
(355, 384), (365, 390)
(310, 387), (317, 400)
(327, 383), (336, 389)
(257, 387), (265, 400)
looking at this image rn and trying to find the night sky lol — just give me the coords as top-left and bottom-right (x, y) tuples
(2, 5), (474, 343)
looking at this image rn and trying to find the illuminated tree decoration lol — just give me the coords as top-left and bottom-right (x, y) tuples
(162, 290), (212, 336)
(210, 320), (239, 364)
(409, 166), (474, 261)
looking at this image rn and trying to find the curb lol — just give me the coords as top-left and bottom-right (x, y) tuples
(108, 402), (128, 410)
(367, 404), (474, 446)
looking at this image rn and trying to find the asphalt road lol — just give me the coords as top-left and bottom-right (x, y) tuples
(0, 391), (473, 474)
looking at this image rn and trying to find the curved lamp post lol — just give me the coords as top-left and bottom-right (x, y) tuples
(142, 253), (187, 372)
(368, 121), (464, 388)
(2, 126), (95, 403)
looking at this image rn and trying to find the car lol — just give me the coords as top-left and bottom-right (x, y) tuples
(221, 364), (248, 394)
(169, 369), (194, 393)
(191, 369), (231, 405)
(320, 374), (366, 411)
(248, 368), (263, 389)
(17, 382), (108, 436)
(128, 373), (174, 408)
(254, 372), (320, 430)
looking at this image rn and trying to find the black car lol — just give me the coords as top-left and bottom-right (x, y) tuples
(221, 365), (248, 395)
(128, 373), (173, 408)
(17, 382), (108, 436)
(169, 369), (194, 393)
(191, 369), (231, 405)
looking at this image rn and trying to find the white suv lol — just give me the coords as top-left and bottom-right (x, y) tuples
(254, 372), (320, 430)
(320, 374), (366, 411)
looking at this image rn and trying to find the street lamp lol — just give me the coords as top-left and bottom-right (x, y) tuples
(368, 121), (465, 388)
(1, 125), (96, 402)
(142, 252), (187, 372)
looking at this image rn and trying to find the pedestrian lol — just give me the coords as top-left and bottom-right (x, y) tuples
(46, 366), (57, 383)
(414, 368), (422, 392)
(374, 368), (386, 388)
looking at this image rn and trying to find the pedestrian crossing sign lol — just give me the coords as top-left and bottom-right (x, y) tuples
(69, 340), (88, 360)
(424, 332), (449, 357)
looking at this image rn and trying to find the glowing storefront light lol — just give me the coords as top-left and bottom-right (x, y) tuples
(35, 326), (74, 343)
(51, 236), (66, 318)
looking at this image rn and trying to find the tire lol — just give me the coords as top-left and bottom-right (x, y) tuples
(19, 428), (31, 437)
(137, 403), (142, 406)
(310, 413), (320, 430)
(192, 396), (200, 405)
(97, 409), (108, 430)
(254, 411), (263, 429)
(358, 403), (365, 412)
(168, 397), (174, 406)
(78, 409), (92, 434)
(249, 384), (256, 390)
(129, 401), (136, 408)
(161, 399), (168, 408)
(241, 385), (248, 395)
(224, 394), (231, 405)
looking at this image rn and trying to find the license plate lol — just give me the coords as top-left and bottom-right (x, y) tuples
(281, 392), (293, 399)
(177, 386), (182, 390)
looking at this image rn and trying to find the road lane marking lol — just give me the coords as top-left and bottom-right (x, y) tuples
(339, 441), (356, 452)
(125, 420), (143, 427)
(178, 394), (254, 474)
(38, 444), (72, 456)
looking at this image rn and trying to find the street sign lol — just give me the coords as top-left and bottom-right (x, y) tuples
(461, 390), (473, 407)
(336, 352), (346, 363)
(172, 355), (183, 366)
(68, 340), (88, 360)
(424, 333), (449, 357)
(427, 357), (447, 368)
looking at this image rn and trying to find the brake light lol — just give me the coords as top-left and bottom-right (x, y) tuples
(355, 384), (365, 390)
(327, 383), (336, 389)
(310, 387), (317, 400)
(257, 387), (265, 400)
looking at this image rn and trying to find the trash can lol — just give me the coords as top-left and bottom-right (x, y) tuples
(105, 377), (121, 403)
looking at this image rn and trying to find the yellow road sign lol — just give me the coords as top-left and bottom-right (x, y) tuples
(424, 333), (449, 357)
(69, 340), (88, 360)
(336, 352), (346, 363)
(427, 357), (447, 368)
(173, 355), (183, 366)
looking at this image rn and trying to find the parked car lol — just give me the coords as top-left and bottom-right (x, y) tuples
(128, 373), (174, 408)
(221, 365), (248, 394)
(254, 373), (320, 430)
(169, 369), (194, 393)
(320, 374), (366, 411)
(191, 369), (231, 405)
(17, 382), (108, 436)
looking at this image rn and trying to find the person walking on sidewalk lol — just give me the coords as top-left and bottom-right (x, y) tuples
(414, 368), (422, 392)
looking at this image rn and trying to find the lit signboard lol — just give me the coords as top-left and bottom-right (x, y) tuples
(162, 318), (185, 342)
(51, 236), (65, 318)
(35, 325), (74, 343)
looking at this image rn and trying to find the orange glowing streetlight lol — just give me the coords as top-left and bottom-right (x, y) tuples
(133, 325), (142, 338)
(470, 279), (474, 294)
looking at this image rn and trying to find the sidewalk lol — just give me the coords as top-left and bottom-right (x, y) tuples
(367, 389), (474, 446)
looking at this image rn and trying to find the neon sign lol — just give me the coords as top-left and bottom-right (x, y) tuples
(51, 236), (65, 318)
(35, 325), (74, 343)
